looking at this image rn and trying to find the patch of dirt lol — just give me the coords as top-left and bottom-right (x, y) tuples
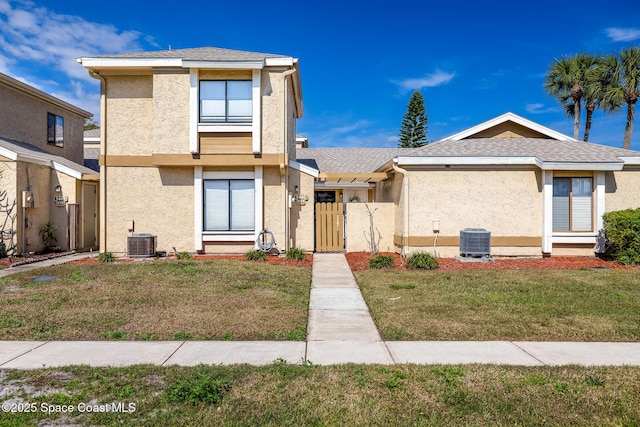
(65, 253), (314, 268)
(345, 252), (636, 272)
(194, 253), (313, 268)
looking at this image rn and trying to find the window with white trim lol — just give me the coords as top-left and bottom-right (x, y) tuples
(552, 177), (593, 231)
(47, 113), (64, 147)
(199, 80), (252, 123)
(203, 180), (254, 231)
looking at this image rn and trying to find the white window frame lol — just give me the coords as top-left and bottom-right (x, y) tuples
(542, 171), (604, 254)
(194, 167), (263, 250)
(189, 69), (261, 154)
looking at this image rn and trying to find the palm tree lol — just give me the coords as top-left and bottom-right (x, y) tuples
(603, 47), (640, 149)
(545, 53), (598, 140)
(581, 54), (624, 141)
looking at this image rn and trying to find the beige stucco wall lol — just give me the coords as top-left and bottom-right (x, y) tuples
(0, 81), (86, 164)
(104, 166), (193, 254)
(16, 162), (50, 253)
(289, 169), (314, 251)
(2, 160), (88, 253)
(468, 122), (549, 139)
(346, 203), (395, 252)
(261, 70), (285, 155)
(263, 166), (286, 251)
(105, 75), (153, 156)
(389, 168), (543, 256)
(153, 70), (190, 153)
(604, 169), (640, 213)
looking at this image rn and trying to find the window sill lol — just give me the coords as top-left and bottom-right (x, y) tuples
(552, 232), (596, 244)
(198, 123), (252, 133)
(202, 232), (255, 242)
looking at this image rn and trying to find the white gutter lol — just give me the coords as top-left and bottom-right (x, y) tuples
(396, 156), (625, 171)
(619, 157), (640, 165)
(78, 57), (295, 70)
(183, 60), (264, 69)
(78, 58), (183, 68)
(392, 162), (410, 257)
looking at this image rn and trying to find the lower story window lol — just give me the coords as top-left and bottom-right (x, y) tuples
(552, 177), (593, 231)
(203, 180), (254, 231)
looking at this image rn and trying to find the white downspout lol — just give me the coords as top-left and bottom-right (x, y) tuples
(89, 71), (107, 253)
(281, 68), (297, 252)
(392, 162), (410, 257)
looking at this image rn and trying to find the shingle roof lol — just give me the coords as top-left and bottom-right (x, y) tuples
(404, 138), (640, 164)
(84, 128), (100, 139)
(296, 148), (415, 173)
(0, 137), (96, 176)
(90, 46), (289, 61)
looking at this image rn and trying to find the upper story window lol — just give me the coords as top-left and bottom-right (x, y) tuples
(199, 80), (252, 123)
(47, 113), (64, 147)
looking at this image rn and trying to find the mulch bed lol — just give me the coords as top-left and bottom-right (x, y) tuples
(63, 253), (314, 268)
(345, 252), (637, 272)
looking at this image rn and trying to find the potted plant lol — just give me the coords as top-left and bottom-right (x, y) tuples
(39, 221), (58, 252)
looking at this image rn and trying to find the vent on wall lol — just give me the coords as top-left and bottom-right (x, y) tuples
(459, 228), (491, 257)
(127, 233), (157, 257)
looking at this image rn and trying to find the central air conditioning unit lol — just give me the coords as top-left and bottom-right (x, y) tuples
(460, 228), (491, 258)
(127, 233), (157, 257)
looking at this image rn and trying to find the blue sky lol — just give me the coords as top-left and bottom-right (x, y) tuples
(1, 0), (639, 150)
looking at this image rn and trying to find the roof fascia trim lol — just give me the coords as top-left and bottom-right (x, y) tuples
(289, 159), (319, 178)
(395, 156), (624, 171)
(440, 112), (577, 142)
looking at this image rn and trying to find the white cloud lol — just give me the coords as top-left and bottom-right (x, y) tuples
(0, 1), (155, 118)
(525, 103), (558, 114)
(394, 70), (455, 92)
(606, 27), (640, 42)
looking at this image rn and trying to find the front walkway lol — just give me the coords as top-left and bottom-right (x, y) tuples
(1, 253), (640, 368)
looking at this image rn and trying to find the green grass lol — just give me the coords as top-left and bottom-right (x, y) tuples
(0, 260), (311, 341)
(356, 269), (640, 341)
(1, 364), (639, 426)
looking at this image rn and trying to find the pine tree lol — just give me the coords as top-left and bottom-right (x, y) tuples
(398, 90), (428, 147)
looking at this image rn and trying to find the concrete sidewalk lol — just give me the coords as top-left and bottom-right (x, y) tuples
(306, 253), (393, 364)
(1, 340), (639, 368)
(1, 252), (640, 368)
(0, 252), (97, 278)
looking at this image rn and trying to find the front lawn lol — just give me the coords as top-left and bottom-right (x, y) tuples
(1, 364), (639, 426)
(356, 269), (640, 341)
(0, 260), (311, 341)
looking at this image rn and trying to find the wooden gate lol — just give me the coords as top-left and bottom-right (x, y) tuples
(315, 202), (344, 252)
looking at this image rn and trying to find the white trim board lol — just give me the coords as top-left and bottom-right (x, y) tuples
(441, 112), (577, 142)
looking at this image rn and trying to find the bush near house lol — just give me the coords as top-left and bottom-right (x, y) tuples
(406, 252), (439, 270)
(603, 208), (640, 265)
(369, 254), (394, 269)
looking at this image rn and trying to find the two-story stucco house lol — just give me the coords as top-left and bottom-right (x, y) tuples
(78, 47), (314, 255)
(0, 72), (99, 256)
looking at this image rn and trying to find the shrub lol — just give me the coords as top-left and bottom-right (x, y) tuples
(175, 251), (192, 260)
(173, 331), (192, 340)
(97, 252), (115, 263)
(285, 247), (305, 261)
(369, 254), (394, 269)
(165, 370), (230, 405)
(245, 249), (267, 261)
(102, 331), (127, 340)
(603, 208), (640, 265)
(407, 252), (439, 270)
